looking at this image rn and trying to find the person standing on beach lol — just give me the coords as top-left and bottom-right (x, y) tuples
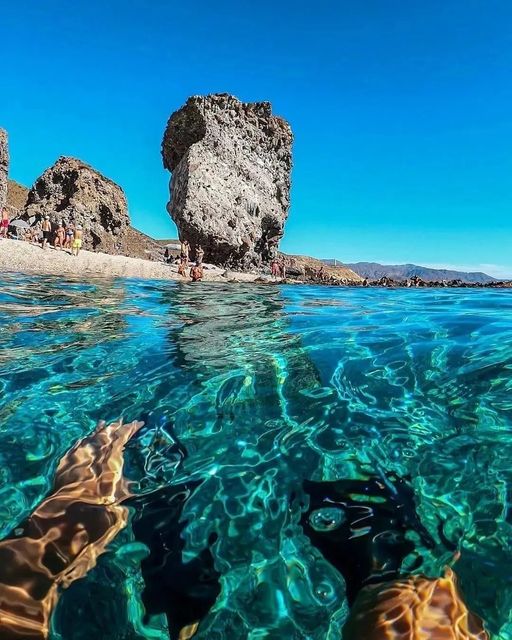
(178, 258), (187, 276)
(54, 221), (66, 249)
(72, 225), (83, 256)
(64, 222), (74, 250)
(0, 207), (9, 238)
(32, 219), (42, 245)
(41, 216), (52, 249)
(178, 239), (190, 276)
(195, 245), (204, 265)
(181, 239), (190, 265)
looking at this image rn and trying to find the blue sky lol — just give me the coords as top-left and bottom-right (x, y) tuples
(2, 1), (511, 276)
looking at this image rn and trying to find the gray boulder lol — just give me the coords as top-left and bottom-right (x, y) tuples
(24, 156), (130, 252)
(162, 94), (293, 267)
(0, 129), (8, 212)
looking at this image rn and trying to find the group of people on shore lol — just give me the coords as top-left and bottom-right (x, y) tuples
(165, 240), (288, 283)
(164, 239), (205, 282)
(0, 208), (84, 255)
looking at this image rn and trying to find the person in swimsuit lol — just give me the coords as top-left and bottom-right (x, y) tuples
(0, 422), (490, 640)
(54, 221), (66, 249)
(41, 216), (52, 249)
(0, 207), (9, 239)
(181, 240), (190, 265)
(64, 222), (74, 250)
(31, 220), (42, 245)
(190, 261), (204, 282)
(195, 245), (204, 265)
(72, 225), (83, 256)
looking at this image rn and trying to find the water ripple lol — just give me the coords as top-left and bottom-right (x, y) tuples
(0, 274), (511, 638)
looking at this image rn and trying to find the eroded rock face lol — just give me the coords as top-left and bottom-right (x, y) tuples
(24, 156), (130, 252)
(0, 129), (8, 212)
(162, 94), (293, 267)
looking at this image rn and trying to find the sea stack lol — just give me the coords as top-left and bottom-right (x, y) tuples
(162, 94), (293, 268)
(24, 156), (130, 253)
(0, 129), (8, 212)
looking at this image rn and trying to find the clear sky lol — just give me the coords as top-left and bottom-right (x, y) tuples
(2, 1), (511, 276)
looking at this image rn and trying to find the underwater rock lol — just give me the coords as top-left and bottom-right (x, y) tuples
(162, 93), (293, 268)
(23, 156), (130, 252)
(0, 128), (8, 213)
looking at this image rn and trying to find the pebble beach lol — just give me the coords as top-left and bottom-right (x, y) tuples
(0, 238), (277, 283)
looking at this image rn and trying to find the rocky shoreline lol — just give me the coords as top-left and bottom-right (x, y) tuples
(1, 238), (510, 288)
(316, 278), (512, 289)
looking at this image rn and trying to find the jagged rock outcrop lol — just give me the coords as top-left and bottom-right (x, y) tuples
(162, 94), (293, 267)
(24, 156), (130, 252)
(0, 129), (8, 212)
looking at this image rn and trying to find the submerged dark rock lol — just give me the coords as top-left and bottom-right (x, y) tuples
(162, 93), (293, 268)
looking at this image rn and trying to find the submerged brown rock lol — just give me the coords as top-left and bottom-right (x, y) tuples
(24, 156), (130, 253)
(0, 128), (8, 212)
(162, 93), (293, 268)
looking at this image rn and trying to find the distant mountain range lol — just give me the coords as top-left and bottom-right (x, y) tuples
(326, 261), (497, 284)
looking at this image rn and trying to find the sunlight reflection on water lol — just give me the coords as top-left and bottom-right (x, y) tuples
(1, 273), (512, 639)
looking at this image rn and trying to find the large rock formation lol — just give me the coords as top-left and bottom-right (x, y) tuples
(24, 156), (130, 253)
(162, 94), (293, 267)
(0, 129), (8, 212)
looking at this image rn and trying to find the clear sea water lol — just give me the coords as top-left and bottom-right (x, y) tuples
(1, 272), (512, 639)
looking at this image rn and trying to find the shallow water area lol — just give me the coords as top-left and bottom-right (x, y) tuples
(1, 273), (512, 639)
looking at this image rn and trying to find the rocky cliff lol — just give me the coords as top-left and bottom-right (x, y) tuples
(24, 156), (130, 253)
(0, 129), (8, 212)
(162, 94), (293, 267)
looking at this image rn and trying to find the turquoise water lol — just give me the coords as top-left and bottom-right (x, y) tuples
(1, 272), (512, 639)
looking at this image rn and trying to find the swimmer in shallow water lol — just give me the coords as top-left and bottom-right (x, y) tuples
(190, 261), (204, 282)
(342, 567), (488, 640)
(0, 427), (490, 639)
(300, 476), (489, 639)
(0, 418), (143, 639)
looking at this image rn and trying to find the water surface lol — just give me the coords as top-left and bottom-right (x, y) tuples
(1, 273), (512, 639)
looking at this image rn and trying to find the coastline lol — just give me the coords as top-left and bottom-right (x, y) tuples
(0, 238), (268, 283)
(1, 238), (510, 288)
